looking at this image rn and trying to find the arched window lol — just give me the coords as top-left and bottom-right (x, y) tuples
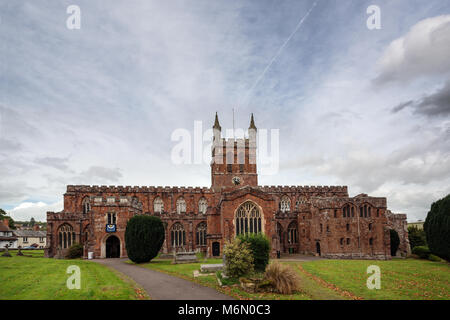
(154, 197), (164, 213)
(346, 223), (350, 231)
(58, 224), (75, 249)
(287, 222), (298, 244)
(280, 196), (291, 213)
(235, 201), (262, 236)
(171, 223), (185, 247)
(198, 198), (207, 215)
(176, 197), (186, 214)
(82, 197), (90, 214)
(343, 204), (353, 218)
(196, 222), (207, 246)
(369, 238), (374, 246)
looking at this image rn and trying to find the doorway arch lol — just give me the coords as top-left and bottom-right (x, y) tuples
(212, 242), (220, 257)
(106, 235), (120, 258)
(316, 242), (321, 256)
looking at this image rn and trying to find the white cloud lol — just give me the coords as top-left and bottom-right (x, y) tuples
(375, 15), (450, 83)
(7, 201), (63, 222)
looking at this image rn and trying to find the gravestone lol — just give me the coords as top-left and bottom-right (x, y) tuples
(173, 251), (198, 264)
(200, 263), (223, 273)
(1, 244), (12, 257)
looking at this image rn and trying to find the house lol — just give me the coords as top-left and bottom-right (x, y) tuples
(0, 219), (18, 249)
(15, 228), (47, 249)
(408, 220), (425, 230)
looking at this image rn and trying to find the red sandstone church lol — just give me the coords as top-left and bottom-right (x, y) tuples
(45, 114), (410, 259)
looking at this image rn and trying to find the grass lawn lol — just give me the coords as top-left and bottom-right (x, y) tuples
(298, 258), (450, 300)
(0, 251), (148, 300)
(136, 256), (449, 300)
(136, 258), (311, 300)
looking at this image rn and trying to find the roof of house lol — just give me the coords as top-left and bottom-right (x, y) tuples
(14, 230), (46, 237)
(0, 236), (18, 241)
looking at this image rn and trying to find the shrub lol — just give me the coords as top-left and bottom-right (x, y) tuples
(389, 229), (400, 256)
(424, 194), (450, 261)
(223, 238), (254, 278)
(66, 243), (83, 259)
(428, 254), (442, 262)
(408, 226), (427, 250)
(412, 246), (431, 259)
(125, 215), (165, 263)
(263, 262), (301, 294)
(238, 233), (270, 272)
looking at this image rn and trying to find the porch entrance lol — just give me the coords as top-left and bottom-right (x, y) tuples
(106, 235), (120, 258)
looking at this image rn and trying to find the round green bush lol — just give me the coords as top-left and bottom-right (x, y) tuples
(238, 233), (270, 272)
(428, 254), (441, 262)
(224, 238), (254, 278)
(125, 215), (165, 263)
(424, 194), (450, 262)
(412, 246), (431, 259)
(389, 229), (400, 256)
(66, 243), (83, 259)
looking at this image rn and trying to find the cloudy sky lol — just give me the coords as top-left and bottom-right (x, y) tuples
(1, 0), (449, 222)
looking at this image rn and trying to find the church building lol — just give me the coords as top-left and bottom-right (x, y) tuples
(45, 114), (409, 259)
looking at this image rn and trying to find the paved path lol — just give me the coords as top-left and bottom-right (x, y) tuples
(278, 254), (324, 262)
(95, 258), (233, 300)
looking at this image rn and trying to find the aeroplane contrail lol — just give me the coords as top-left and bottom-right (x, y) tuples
(238, 0), (318, 108)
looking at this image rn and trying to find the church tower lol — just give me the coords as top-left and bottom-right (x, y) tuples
(211, 113), (258, 191)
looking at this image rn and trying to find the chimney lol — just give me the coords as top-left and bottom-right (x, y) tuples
(3, 219), (9, 228)
(33, 224), (40, 231)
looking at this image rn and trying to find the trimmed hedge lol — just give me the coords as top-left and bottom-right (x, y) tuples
(238, 233), (270, 272)
(125, 215), (165, 263)
(66, 243), (83, 259)
(412, 246), (431, 259)
(424, 194), (450, 262)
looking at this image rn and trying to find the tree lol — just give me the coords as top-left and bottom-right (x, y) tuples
(390, 229), (400, 256)
(125, 215), (165, 263)
(424, 194), (450, 261)
(223, 238), (254, 278)
(30, 217), (35, 227)
(407, 226), (426, 250)
(0, 209), (16, 230)
(238, 233), (270, 272)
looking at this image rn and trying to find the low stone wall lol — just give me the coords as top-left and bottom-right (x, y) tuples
(323, 253), (391, 260)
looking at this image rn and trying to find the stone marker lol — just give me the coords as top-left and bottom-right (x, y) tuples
(1, 244), (12, 257)
(200, 263), (223, 273)
(174, 251), (198, 264)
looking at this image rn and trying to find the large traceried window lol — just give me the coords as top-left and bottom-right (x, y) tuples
(171, 223), (185, 247)
(280, 196), (291, 213)
(154, 197), (164, 213)
(287, 221), (298, 244)
(196, 222), (207, 246)
(176, 197), (186, 214)
(235, 201), (262, 236)
(198, 198), (207, 215)
(82, 197), (90, 214)
(58, 224), (75, 249)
